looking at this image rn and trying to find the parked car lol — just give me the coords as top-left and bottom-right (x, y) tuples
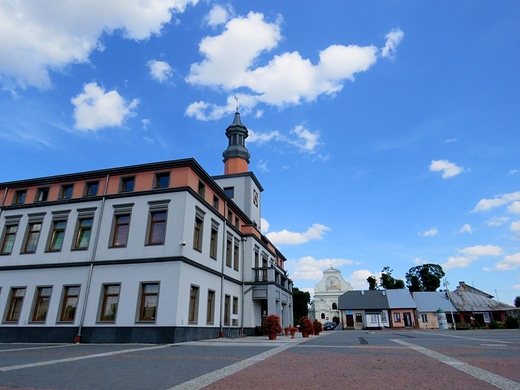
(323, 321), (336, 330)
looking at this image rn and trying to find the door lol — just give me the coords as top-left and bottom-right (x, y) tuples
(346, 315), (354, 327)
(403, 312), (412, 327)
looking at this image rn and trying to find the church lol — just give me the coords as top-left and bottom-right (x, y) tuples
(0, 111), (293, 343)
(311, 267), (353, 326)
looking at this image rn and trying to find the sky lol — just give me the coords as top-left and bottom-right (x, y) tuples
(0, 1), (519, 306)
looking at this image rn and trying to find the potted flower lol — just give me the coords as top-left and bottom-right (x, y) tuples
(289, 326), (298, 338)
(262, 314), (282, 340)
(313, 319), (323, 335)
(300, 317), (314, 337)
(284, 326), (290, 336)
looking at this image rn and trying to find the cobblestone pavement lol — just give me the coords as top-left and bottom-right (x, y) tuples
(0, 329), (518, 390)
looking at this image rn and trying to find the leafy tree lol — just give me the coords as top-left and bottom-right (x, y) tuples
(405, 264), (445, 292)
(292, 287), (310, 325)
(514, 296), (520, 308)
(379, 266), (405, 289)
(367, 276), (378, 290)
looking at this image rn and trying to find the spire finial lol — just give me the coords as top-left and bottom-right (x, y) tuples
(234, 95), (239, 113)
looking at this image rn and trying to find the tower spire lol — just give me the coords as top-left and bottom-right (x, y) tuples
(222, 108), (250, 174)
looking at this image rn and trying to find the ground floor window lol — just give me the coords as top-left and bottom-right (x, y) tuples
(6, 288), (26, 322)
(32, 287), (52, 322)
(421, 314), (428, 323)
(100, 284), (120, 322)
(60, 286), (80, 322)
(139, 283), (159, 322)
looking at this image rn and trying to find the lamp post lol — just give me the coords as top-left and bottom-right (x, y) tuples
(444, 280), (457, 330)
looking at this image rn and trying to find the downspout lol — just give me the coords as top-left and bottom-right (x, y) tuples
(218, 201), (227, 338)
(240, 236), (246, 335)
(75, 174), (109, 343)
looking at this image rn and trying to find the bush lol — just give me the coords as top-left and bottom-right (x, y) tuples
(313, 319), (323, 333)
(488, 321), (502, 329)
(505, 316), (519, 329)
(300, 317), (314, 335)
(262, 314), (282, 335)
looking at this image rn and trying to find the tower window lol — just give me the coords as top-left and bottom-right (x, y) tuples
(224, 187), (234, 198)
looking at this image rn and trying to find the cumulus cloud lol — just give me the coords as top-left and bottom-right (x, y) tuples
(494, 252), (520, 271)
(429, 159), (464, 178)
(147, 60), (173, 83)
(487, 216), (509, 227)
(204, 4), (231, 27)
(0, 0), (198, 89)
(419, 227), (438, 237)
(260, 218), (269, 234)
(248, 124), (321, 154)
(472, 191), (520, 212)
(442, 245), (502, 269)
(458, 224), (472, 234)
(508, 201), (520, 214)
(287, 256), (355, 280)
(71, 82), (138, 131)
(510, 221), (520, 232)
(381, 29), (404, 58)
(347, 269), (377, 289)
(266, 223), (330, 245)
(185, 11), (402, 120)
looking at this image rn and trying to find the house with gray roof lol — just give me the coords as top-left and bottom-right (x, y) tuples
(386, 289), (417, 328)
(412, 291), (458, 329)
(338, 290), (390, 330)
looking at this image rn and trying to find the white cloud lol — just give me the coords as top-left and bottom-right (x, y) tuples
(248, 125), (321, 154)
(443, 245), (502, 269)
(510, 221), (520, 232)
(487, 216), (509, 227)
(413, 257), (428, 265)
(458, 224), (472, 234)
(494, 252), (520, 271)
(260, 218), (269, 234)
(0, 0), (198, 89)
(381, 29), (404, 59)
(472, 191), (520, 212)
(347, 269), (376, 290)
(185, 12), (402, 120)
(290, 125), (320, 152)
(266, 223), (330, 245)
(71, 82), (138, 131)
(514, 284), (520, 290)
(507, 201), (520, 214)
(429, 159), (464, 178)
(288, 256), (354, 280)
(147, 60), (173, 83)
(444, 138), (457, 143)
(204, 4), (231, 27)
(509, 169), (519, 175)
(419, 227), (438, 237)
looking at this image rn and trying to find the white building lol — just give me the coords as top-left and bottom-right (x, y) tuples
(0, 111), (293, 343)
(311, 267), (352, 325)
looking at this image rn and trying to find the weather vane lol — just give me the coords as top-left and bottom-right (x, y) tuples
(234, 95), (239, 112)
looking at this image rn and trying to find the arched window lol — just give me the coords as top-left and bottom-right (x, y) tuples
(332, 303), (337, 310)
(321, 313), (325, 319)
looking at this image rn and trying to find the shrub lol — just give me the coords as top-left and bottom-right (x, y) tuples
(300, 317), (314, 335)
(505, 316), (519, 329)
(488, 321), (502, 329)
(313, 319), (323, 333)
(262, 314), (282, 335)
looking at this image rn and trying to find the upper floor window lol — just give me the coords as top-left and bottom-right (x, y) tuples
(22, 222), (42, 253)
(197, 182), (205, 198)
(1, 224), (18, 255)
(32, 287), (52, 322)
(48, 220), (67, 252)
(155, 172), (170, 189)
(36, 187), (49, 202)
(332, 302), (338, 310)
(74, 218), (93, 250)
(120, 176), (135, 192)
(84, 181), (99, 197)
(224, 187), (234, 198)
(210, 226), (218, 259)
(99, 284), (120, 322)
(234, 217), (240, 229)
(148, 211), (167, 245)
(233, 240), (239, 271)
(139, 283), (159, 322)
(212, 196), (219, 210)
(111, 215), (130, 247)
(60, 286), (80, 322)
(14, 190), (27, 204)
(193, 217), (203, 252)
(225, 236), (232, 267)
(6, 287), (26, 322)
(60, 184), (74, 199)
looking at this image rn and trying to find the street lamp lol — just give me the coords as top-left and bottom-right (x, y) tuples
(444, 280), (457, 330)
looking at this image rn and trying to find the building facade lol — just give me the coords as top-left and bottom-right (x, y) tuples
(311, 267), (353, 326)
(0, 111), (293, 343)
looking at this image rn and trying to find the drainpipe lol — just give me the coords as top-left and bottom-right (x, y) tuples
(218, 201), (227, 338)
(240, 236), (246, 335)
(75, 174), (109, 343)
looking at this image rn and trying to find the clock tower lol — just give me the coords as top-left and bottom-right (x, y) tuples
(222, 108), (250, 175)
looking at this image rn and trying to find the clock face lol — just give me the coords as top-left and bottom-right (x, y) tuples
(253, 189), (258, 207)
(326, 276), (340, 291)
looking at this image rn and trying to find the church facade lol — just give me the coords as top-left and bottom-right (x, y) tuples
(0, 111), (293, 343)
(311, 267), (353, 325)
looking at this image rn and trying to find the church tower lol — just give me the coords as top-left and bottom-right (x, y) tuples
(222, 108), (250, 175)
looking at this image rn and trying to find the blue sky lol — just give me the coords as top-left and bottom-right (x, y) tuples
(1, 1), (519, 305)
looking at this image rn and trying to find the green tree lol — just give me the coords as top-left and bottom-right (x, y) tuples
(380, 266), (405, 289)
(367, 275), (378, 290)
(292, 287), (310, 325)
(514, 296), (520, 308)
(405, 264), (445, 292)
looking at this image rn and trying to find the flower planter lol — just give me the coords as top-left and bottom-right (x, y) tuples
(269, 332), (277, 340)
(301, 331), (309, 338)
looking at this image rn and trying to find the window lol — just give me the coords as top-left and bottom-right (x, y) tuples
(197, 181), (205, 198)
(193, 217), (203, 251)
(224, 187), (234, 198)
(112, 215), (130, 247)
(188, 285), (199, 323)
(355, 313), (363, 323)
(100, 284), (120, 322)
(60, 184), (74, 199)
(232, 296), (238, 326)
(393, 312), (401, 322)
(14, 190), (27, 204)
(23, 222), (42, 253)
(233, 240), (239, 271)
(212, 196), (219, 210)
(321, 313), (325, 319)
(48, 220), (67, 252)
(1, 225), (18, 254)
(120, 177), (135, 192)
(206, 290), (215, 324)
(421, 314), (428, 323)
(32, 287), (52, 322)
(155, 172), (169, 189)
(210, 226), (218, 259)
(146, 211), (166, 245)
(84, 181), (99, 197)
(224, 294), (230, 325)
(254, 249), (259, 268)
(225, 236), (232, 267)
(332, 303), (338, 310)
(60, 286), (80, 322)
(74, 218), (93, 250)
(36, 187), (49, 202)
(139, 283), (159, 322)
(227, 211), (232, 222)
(6, 288), (26, 322)
(234, 217), (239, 229)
